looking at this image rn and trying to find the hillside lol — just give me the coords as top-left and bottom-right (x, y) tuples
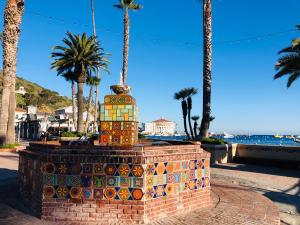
(0, 72), (72, 113)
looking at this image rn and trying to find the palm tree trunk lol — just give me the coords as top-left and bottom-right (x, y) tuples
(122, 9), (130, 86)
(7, 82), (16, 143)
(193, 121), (198, 138)
(187, 97), (194, 139)
(199, 0), (212, 138)
(84, 85), (93, 133)
(77, 81), (84, 133)
(182, 100), (190, 140)
(71, 81), (77, 131)
(90, 0), (100, 133)
(0, 0), (24, 145)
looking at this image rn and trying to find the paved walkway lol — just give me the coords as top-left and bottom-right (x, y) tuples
(0, 152), (290, 225)
(211, 163), (300, 225)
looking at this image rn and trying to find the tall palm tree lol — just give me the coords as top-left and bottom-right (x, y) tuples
(186, 88), (198, 139)
(199, 0), (213, 138)
(0, 0), (25, 145)
(51, 32), (103, 133)
(60, 70), (77, 131)
(174, 89), (191, 140)
(274, 29), (300, 87)
(192, 115), (200, 138)
(84, 75), (100, 133)
(113, 0), (142, 86)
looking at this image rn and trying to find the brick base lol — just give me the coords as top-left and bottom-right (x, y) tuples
(19, 143), (211, 224)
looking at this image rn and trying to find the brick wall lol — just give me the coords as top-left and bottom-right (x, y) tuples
(18, 143), (211, 224)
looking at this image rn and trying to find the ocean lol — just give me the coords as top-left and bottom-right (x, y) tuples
(146, 135), (300, 147)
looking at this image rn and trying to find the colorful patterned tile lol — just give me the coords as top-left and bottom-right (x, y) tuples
(132, 165), (144, 177)
(57, 164), (68, 175)
(146, 175), (154, 187)
(189, 160), (196, 170)
(155, 162), (165, 175)
(43, 174), (55, 186)
(156, 174), (166, 185)
(131, 189), (143, 200)
(43, 186), (55, 198)
(174, 172), (181, 183)
(93, 163), (104, 174)
(104, 164), (117, 176)
(94, 175), (106, 188)
(145, 163), (155, 175)
(56, 186), (68, 199)
(155, 185), (165, 197)
(196, 160), (203, 169)
(145, 187), (155, 200)
(196, 179), (203, 189)
(188, 170), (195, 180)
(166, 162), (174, 173)
(165, 184), (173, 196)
(81, 175), (92, 187)
(131, 177), (143, 188)
(120, 177), (130, 187)
(118, 188), (131, 200)
(106, 176), (120, 187)
(69, 175), (81, 187)
(174, 162), (181, 171)
(196, 169), (203, 179)
(82, 188), (93, 200)
(203, 159), (209, 169)
(204, 177), (210, 187)
(104, 188), (116, 200)
(118, 164), (130, 176)
(94, 188), (104, 199)
(181, 161), (188, 170)
(181, 171), (189, 183)
(71, 163), (82, 175)
(43, 163), (56, 174)
(189, 180), (196, 190)
(70, 187), (82, 199)
(167, 174), (175, 183)
(57, 175), (67, 186)
(82, 164), (93, 174)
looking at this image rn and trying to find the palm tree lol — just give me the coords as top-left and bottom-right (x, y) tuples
(0, 0), (25, 145)
(174, 89), (191, 140)
(192, 115), (200, 138)
(274, 28), (300, 87)
(60, 70), (77, 131)
(113, 0), (142, 86)
(84, 75), (100, 133)
(185, 88), (198, 139)
(199, 0), (213, 139)
(51, 32), (103, 133)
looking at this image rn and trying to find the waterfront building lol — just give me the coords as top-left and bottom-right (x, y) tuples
(143, 118), (177, 136)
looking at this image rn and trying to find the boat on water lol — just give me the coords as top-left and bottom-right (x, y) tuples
(222, 132), (234, 138)
(285, 135), (295, 139)
(274, 134), (283, 138)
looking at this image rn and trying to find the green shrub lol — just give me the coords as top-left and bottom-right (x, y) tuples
(0, 144), (20, 149)
(201, 137), (226, 145)
(61, 132), (84, 137)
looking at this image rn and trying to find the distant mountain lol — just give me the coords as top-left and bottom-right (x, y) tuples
(0, 72), (72, 113)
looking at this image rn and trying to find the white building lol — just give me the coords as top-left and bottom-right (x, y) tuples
(16, 86), (26, 95)
(143, 118), (177, 136)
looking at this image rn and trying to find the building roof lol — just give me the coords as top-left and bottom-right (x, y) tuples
(152, 118), (172, 123)
(15, 108), (27, 112)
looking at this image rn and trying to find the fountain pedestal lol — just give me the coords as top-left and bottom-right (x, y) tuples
(18, 143), (211, 224)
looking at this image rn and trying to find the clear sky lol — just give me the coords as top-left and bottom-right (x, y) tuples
(0, 0), (300, 134)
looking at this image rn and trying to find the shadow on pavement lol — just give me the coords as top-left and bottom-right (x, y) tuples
(0, 168), (38, 219)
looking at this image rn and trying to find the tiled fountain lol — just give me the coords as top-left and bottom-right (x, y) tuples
(18, 84), (211, 224)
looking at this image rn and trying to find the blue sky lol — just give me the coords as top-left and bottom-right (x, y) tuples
(0, 0), (300, 134)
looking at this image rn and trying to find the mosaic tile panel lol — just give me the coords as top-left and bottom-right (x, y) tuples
(100, 94), (138, 146)
(41, 159), (210, 201)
